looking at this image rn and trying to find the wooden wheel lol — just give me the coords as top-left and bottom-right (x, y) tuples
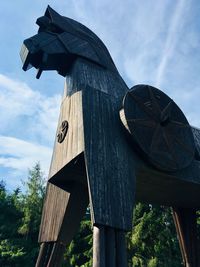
(120, 84), (195, 172)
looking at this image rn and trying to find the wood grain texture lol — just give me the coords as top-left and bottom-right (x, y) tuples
(38, 89), (89, 243)
(172, 208), (199, 267)
(39, 183), (70, 242)
(39, 57), (200, 243)
(120, 85), (195, 172)
(82, 86), (136, 230)
(93, 226), (106, 267)
(48, 90), (84, 179)
(21, 7), (200, 267)
(92, 226), (127, 267)
(38, 57), (136, 232)
(39, 179), (88, 243)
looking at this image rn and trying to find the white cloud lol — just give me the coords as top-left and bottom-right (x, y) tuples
(0, 136), (51, 168)
(1, 1), (200, 190)
(0, 74), (61, 187)
(155, 0), (188, 87)
(0, 74), (61, 145)
(0, 135), (52, 188)
(0, 74), (40, 116)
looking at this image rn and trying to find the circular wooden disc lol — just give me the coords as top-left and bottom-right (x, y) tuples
(120, 84), (195, 172)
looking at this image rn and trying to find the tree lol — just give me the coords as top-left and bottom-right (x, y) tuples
(18, 162), (46, 264)
(63, 210), (92, 267)
(19, 163), (45, 238)
(0, 181), (25, 266)
(127, 203), (183, 267)
(1, 165), (199, 267)
(0, 164), (46, 266)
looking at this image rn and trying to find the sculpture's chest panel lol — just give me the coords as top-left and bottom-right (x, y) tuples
(48, 91), (84, 180)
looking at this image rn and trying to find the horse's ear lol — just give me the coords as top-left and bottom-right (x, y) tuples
(45, 5), (62, 23)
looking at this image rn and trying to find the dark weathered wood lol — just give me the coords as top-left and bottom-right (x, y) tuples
(116, 231), (127, 267)
(48, 91), (85, 180)
(172, 208), (199, 267)
(93, 226), (106, 267)
(135, 162), (200, 207)
(120, 84), (195, 172)
(105, 227), (116, 267)
(82, 82), (136, 230)
(38, 184), (70, 242)
(35, 242), (54, 267)
(93, 225), (128, 267)
(39, 178), (89, 244)
(46, 242), (66, 267)
(21, 6), (200, 267)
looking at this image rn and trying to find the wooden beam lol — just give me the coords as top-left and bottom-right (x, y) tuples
(47, 242), (66, 267)
(35, 242), (54, 267)
(116, 230), (127, 267)
(172, 207), (199, 267)
(93, 225), (127, 267)
(93, 225), (106, 267)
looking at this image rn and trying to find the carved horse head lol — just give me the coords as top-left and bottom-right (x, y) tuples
(20, 6), (117, 79)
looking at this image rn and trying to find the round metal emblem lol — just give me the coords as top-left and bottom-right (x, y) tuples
(57, 120), (68, 143)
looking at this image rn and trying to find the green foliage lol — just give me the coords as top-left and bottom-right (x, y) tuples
(63, 212), (92, 267)
(0, 180), (26, 266)
(0, 239), (25, 266)
(127, 203), (183, 267)
(19, 162), (45, 241)
(0, 163), (45, 266)
(0, 166), (199, 267)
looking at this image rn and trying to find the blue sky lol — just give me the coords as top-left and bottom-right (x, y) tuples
(0, 0), (200, 189)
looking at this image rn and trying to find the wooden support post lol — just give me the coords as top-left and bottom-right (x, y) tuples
(116, 230), (127, 267)
(105, 227), (116, 267)
(35, 242), (66, 267)
(93, 226), (106, 267)
(172, 207), (199, 267)
(47, 242), (66, 267)
(35, 242), (54, 267)
(93, 225), (127, 267)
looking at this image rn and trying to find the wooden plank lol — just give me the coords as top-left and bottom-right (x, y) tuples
(48, 90), (84, 179)
(82, 85), (136, 231)
(135, 165), (200, 207)
(105, 227), (116, 267)
(93, 225), (128, 267)
(39, 88), (88, 243)
(22, 7), (200, 266)
(93, 226), (106, 267)
(172, 208), (199, 267)
(116, 230), (127, 267)
(46, 242), (66, 267)
(39, 183), (70, 242)
(39, 181), (88, 243)
(35, 242), (54, 267)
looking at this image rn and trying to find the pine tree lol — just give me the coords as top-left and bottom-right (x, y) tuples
(18, 162), (46, 264)
(63, 210), (92, 267)
(127, 203), (183, 267)
(19, 163), (45, 238)
(0, 181), (25, 266)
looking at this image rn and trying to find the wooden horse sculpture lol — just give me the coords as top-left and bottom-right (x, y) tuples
(21, 6), (200, 267)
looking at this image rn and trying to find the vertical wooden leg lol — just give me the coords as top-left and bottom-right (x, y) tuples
(47, 242), (66, 267)
(35, 242), (66, 267)
(93, 226), (106, 267)
(116, 230), (127, 267)
(93, 225), (127, 267)
(35, 242), (54, 267)
(172, 207), (199, 267)
(106, 227), (116, 266)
